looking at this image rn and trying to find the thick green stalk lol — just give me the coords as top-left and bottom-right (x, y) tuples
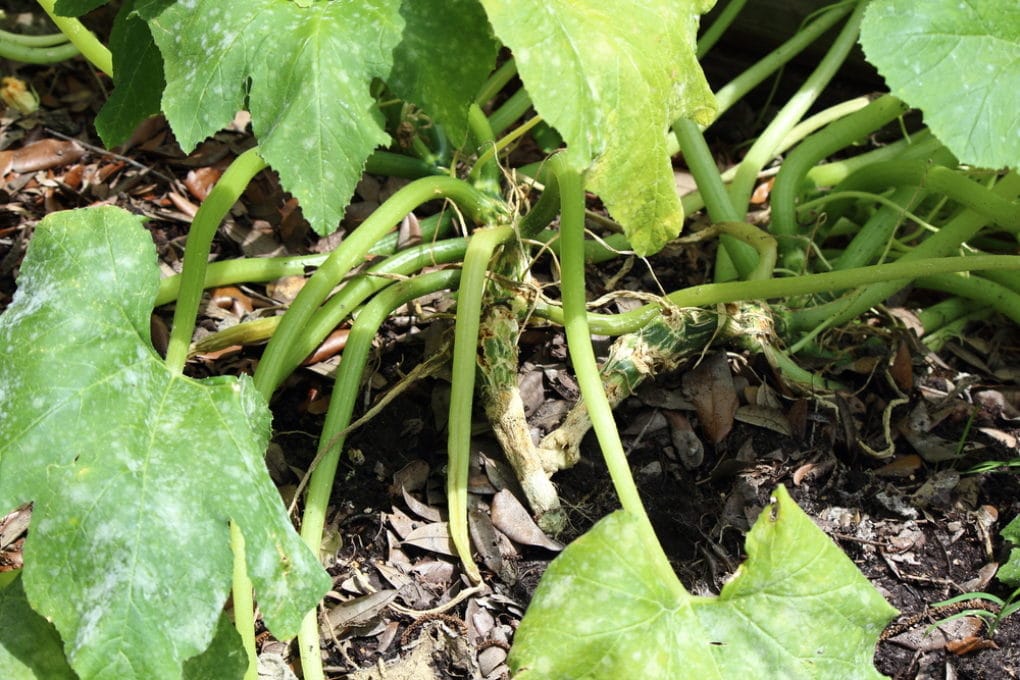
(295, 269), (461, 680)
(230, 523), (257, 680)
(284, 238), (469, 371)
(673, 119), (756, 278)
(476, 58), (517, 105)
(534, 255), (1020, 336)
(0, 32), (78, 62)
(467, 103), (502, 193)
(34, 0), (112, 76)
(790, 171), (1020, 331)
(448, 226), (514, 584)
(165, 148), (267, 374)
(770, 94), (909, 267)
(803, 129), (940, 189)
(157, 253), (327, 307)
(253, 175), (503, 399)
(549, 154), (686, 598)
(712, 2), (853, 115)
(697, 0), (748, 57)
(916, 273), (1020, 326)
(364, 150), (445, 179)
(727, 0), (866, 211)
(488, 88), (533, 138)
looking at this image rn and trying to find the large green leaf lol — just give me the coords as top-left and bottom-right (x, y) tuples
(509, 486), (896, 679)
(0, 575), (76, 680)
(478, 0), (717, 255)
(860, 0), (1020, 170)
(388, 0), (499, 147)
(0, 207), (329, 680)
(139, 0), (404, 234)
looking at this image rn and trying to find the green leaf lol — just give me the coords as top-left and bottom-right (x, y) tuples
(478, 0), (717, 255)
(95, 1), (165, 147)
(0, 207), (329, 680)
(53, 0), (108, 15)
(182, 613), (247, 680)
(998, 515), (1020, 587)
(388, 0), (499, 147)
(509, 485), (895, 679)
(140, 0), (404, 234)
(860, 0), (1020, 170)
(0, 575), (77, 680)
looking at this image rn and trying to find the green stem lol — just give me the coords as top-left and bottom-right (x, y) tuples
(253, 176), (502, 400)
(839, 162), (1020, 233)
(34, 0), (113, 76)
(448, 226), (514, 583)
(165, 148), (267, 374)
(187, 239), (469, 358)
(916, 273), (1020, 326)
(475, 115), (542, 172)
(770, 94), (909, 266)
(230, 522), (258, 680)
(0, 27), (71, 46)
(466, 103), (501, 193)
(803, 129), (939, 189)
(550, 154), (686, 597)
(364, 150), (444, 179)
(476, 58), (517, 105)
(0, 31), (78, 62)
(488, 88), (533, 138)
(697, 0), (748, 57)
(155, 212), (456, 307)
(534, 255), (1020, 336)
(712, 2), (853, 115)
(284, 237), (469, 371)
(727, 0), (866, 211)
(295, 269), (462, 680)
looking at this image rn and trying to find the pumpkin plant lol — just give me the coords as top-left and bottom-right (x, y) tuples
(1, 0), (1018, 678)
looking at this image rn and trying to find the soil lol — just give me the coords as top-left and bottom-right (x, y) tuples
(2, 11), (1020, 680)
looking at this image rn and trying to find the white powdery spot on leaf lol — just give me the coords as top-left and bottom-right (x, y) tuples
(0, 207), (329, 680)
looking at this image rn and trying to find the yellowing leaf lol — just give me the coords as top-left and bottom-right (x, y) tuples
(479, 0), (717, 254)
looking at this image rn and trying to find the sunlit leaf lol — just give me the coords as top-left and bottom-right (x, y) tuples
(139, 0), (404, 234)
(0, 207), (329, 679)
(479, 0), (717, 254)
(860, 0), (1020, 170)
(510, 486), (895, 679)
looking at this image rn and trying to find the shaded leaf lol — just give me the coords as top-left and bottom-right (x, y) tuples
(860, 0), (1020, 170)
(510, 486), (895, 679)
(0, 575), (76, 680)
(96, 0), (165, 147)
(0, 207), (329, 680)
(140, 0), (404, 234)
(683, 353), (738, 445)
(389, 0), (500, 146)
(478, 0), (717, 254)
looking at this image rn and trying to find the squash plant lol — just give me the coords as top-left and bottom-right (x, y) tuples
(1, 0), (1019, 678)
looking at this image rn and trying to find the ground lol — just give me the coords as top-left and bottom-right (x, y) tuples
(2, 15), (1020, 679)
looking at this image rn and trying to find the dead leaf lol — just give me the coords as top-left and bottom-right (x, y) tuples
(734, 405), (792, 436)
(946, 635), (998, 655)
(1, 138), (85, 174)
(489, 489), (562, 551)
(402, 487), (442, 523)
(401, 521), (458, 556)
(890, 341), (913, 392)
(324, 589), (398, 633)
(664, 410), (703, 470)
(682, 353), (738, 445)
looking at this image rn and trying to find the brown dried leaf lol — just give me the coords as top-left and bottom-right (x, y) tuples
(734, 405), (792, 436)
(324, 589), (398, 633)
(682, 353), (737, 445)
(489, 489), (562, 551)
(890, 341), (914, 392)
(7, 138), (85, 173)
(401, 521), (458, 556)
(402, 487), (442, 523)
